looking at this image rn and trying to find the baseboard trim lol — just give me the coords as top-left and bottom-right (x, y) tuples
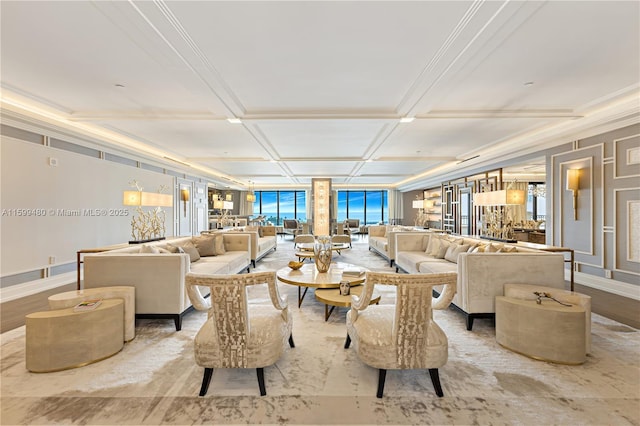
(569, 270), (640, 301)
(0, 273), (75, 303)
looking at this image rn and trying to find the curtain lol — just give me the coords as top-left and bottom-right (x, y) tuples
(387, 190), (403, 225)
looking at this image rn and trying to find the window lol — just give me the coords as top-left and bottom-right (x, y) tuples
(337, 190), (387, 225)
(253, 190), (385, 226)
(527, 183), (546, 221)
(253, 191), (306, 225)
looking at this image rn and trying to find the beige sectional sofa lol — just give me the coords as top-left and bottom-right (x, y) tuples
(216, 225), (278, 267)
(394, 233), (566, 330)
(368, 225), (429, 266)
(83, 233), (251, 331)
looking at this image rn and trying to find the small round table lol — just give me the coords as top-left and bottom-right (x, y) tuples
(276, 262), (368, 308)
(315, 286), (381, 321)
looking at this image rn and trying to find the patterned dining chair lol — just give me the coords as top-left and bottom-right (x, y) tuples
(185, 271), (294, 396)
(345, 271), (457, 398)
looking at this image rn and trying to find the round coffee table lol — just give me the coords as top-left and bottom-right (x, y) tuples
(276, 262), (368, 308)
(315, 286), (381, 321)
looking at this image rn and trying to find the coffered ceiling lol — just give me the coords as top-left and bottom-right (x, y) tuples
(1, 1), (638, 191)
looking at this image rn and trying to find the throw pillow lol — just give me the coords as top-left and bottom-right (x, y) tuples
(427, 235), (442, 257)
(444, 244), (470, 263)
(157, 247), (171, 254)
(486, 243), (501, 253)
(258, 227), (264, 238)
(164, 243), (181, 253)
(214, 234), (226, 255)
(192, 234), (217, 257)
(435, 240), (452, 259)
(139, 244), (159, 254)
(180, 241), (201, 262)
(472, 244), (487, 253)
(497, 246), (518, 253)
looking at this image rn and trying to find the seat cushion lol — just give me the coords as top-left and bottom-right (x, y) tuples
(195, 303), (292, 369)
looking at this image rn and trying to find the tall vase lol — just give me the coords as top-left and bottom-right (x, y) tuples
(314, 236), (332, 273)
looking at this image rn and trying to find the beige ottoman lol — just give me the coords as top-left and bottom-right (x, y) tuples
(503, 284), (591, 354)
(496, 296), (586, 364)
(26, 299), (124, 372)
(48, 286), (135, 341)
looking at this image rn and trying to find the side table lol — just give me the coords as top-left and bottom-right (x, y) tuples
(496, 296), (586, 365)
(315, 287), (381, 321)
(26, 299), (124, 372)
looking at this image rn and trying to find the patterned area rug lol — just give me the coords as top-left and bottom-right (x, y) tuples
(1, 236), (639, 425)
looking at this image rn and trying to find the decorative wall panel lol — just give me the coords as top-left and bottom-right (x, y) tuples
(614, 134), (640, 178)
(615, 188), (640, 276)
(552, 145), (603, 268)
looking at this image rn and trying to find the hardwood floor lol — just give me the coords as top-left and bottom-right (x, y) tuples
(574, 283), (640, 329)
(0, 283), (76, 333)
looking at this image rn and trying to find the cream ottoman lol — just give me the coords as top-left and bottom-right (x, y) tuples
(48, 286), (135, 341)
(26, 299), (124, 372)
(503, 284), (591, 354)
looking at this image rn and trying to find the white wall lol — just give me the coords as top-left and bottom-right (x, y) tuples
(1, 135), (174, 277)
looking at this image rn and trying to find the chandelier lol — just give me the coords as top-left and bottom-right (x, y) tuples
(246, 181), (256, 202)
(529, 184), (546, 198)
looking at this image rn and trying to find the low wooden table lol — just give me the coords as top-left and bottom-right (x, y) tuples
(315, 286), (381, 321)
(276, 262), (368, 308)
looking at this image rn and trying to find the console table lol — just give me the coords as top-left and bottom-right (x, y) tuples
(76, 243), (129, 290)
(516, 242), (575, 291)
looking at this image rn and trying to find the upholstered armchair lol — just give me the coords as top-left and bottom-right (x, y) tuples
(294, 233), (314, 248)
(345, 271), (457, 398)
(185, 271), (294, 396)
(283, 219), (301, 239)
(345, 219), (360, 235)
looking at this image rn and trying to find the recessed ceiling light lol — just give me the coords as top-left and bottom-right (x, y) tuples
(524, 81), (534, 86)
(399, 117), (415, 123)
(227, 118), (242, 124)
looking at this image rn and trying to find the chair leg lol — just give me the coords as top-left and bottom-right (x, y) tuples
(429, 368), (444, 397)
(376, 369), (387, 398)
(344, 334), (351, 349)
(288, 334), (295, 348)
(257, 368), (266, 396)
(199, 368), (213, 396)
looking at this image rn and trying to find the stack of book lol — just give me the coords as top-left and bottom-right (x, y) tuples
(342, 267), (365, 278)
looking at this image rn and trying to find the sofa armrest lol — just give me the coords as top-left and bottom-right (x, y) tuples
(388, 231), (429, 261)
(368, 225), (386, 237)
(456, 252), (565, 314)
(84, 253), (190, 314)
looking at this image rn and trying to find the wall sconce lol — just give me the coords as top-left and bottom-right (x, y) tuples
(181, 188), (190, 217)
(566, 169), (581, 220)
(225, 192), (233, 201)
